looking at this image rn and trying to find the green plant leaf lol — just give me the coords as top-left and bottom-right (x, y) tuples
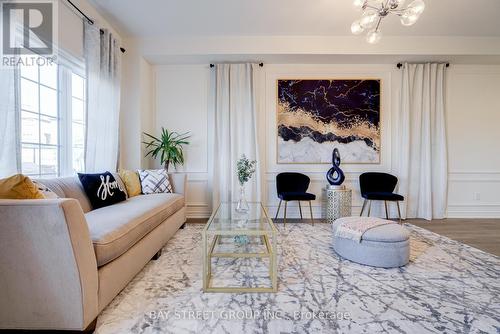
(142, 127), (191, 170)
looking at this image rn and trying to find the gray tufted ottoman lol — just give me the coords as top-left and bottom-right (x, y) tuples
(332, 217), (410, 268)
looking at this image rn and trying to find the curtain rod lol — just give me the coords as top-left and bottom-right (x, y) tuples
(210, 63), (264, 68)
(65, 0), (126, 53)
(66, 0), (94, 25)
(397, 62), (450, 69)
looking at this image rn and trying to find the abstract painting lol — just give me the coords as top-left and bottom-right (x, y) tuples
(277, 79), (381, 163)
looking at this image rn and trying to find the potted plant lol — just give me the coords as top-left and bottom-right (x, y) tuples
(236, 154), (257, 213)
(142, 128), (191, 171)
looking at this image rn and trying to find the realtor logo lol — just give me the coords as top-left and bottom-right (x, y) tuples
(1, 0), (55, 55)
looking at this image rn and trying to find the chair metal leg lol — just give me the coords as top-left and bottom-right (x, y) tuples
(275, 200), (282, 220)
(308, 201), (314, 225)
(284, 201), (288, 227)
(298, 201), (303, 219)
(384, 201), (389, 219)
(397, 201), (402, 224)
(360, 199), (367, 216)
(367, 200), (372, 217)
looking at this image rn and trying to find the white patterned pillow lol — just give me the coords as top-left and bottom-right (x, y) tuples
(137, 169), (172, 194)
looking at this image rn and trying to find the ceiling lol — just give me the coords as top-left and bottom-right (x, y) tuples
(90, 0), (500, 38)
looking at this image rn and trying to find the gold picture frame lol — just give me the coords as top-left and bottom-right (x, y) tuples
(276, 78), (382, 165)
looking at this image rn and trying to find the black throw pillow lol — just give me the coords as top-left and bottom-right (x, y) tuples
(78, 172), (127, 209)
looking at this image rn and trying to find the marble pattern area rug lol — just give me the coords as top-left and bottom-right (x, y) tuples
(95, 223), (500, 334)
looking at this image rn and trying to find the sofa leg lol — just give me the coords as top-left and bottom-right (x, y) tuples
(152, 249), (162, 260)
(180, 222), (186, 229)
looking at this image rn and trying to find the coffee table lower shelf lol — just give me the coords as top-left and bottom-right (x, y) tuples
(202, 233), (277, 293)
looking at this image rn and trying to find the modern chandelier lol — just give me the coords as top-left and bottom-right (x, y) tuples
(351, 0), (425, 44)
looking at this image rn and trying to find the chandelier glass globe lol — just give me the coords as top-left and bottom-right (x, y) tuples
(351, 20), (365, 35)
(353, 0), (365, 10)
(408, 0), (425, 14)
(400, 11), (419, 26)
(360, 10), (379, 29)
(351, 0), (425, 43)
(390, 0), (406, 8)
(366, 30), (382, 44)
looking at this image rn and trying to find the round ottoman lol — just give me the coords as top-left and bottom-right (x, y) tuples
(332, 218), (410, 268)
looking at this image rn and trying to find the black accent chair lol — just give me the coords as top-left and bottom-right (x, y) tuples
(359, 172), (404, 223)
(275, 172), (316, 226)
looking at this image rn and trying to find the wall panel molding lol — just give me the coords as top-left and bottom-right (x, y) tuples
(155, 64), (500, 219)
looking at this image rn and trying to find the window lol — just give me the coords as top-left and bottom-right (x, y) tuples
(20, 63), (59, 178)
(71, 73), (86, 173)
(20, 60), (86, 178)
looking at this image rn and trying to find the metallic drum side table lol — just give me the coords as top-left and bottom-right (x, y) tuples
(324, 186), (352, 223)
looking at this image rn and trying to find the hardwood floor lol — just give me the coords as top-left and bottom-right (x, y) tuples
(409, 218), (500, 256)
(186, 218), (208, 224)
(186, 218), (500, 256)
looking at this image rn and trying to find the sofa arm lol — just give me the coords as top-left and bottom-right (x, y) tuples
(0, 199), (98, 330)
(169, 173), (187, 198)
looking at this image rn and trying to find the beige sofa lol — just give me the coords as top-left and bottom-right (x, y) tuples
(0, 173), (187, 331)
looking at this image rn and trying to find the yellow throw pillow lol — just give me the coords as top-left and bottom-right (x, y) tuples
(0, 174), (45, 199)
(118, 169), (142, 197)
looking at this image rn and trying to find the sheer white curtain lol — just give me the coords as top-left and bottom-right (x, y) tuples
(0, 5), (21, 177)
(84, 22), (122, 172)
(398, 63), (448, 220)
(212, 63), (261, 207)
(0, 67), (20, 177)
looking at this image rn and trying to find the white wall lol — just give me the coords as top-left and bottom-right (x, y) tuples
(58, 2), (84, 59)
(119, 39), (155, 170)
(153, 63), (500, 219)
(154, 66), (212, 217)
(72, 0), (500, 219)
(140, 36), (500, 62)
(446, 66), (500, 218)
(57, 0), (123, 60)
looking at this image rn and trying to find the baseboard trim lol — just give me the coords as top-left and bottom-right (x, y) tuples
(186, 204), (500, 219)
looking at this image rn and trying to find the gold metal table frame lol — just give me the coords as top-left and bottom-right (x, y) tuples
(202, 202), (278, 293)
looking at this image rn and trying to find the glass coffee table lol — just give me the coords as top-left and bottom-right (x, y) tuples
(202, 202), (278, 293)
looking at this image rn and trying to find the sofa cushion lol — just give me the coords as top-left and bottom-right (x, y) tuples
(33, 180), (59, 199)
(38, 176), (93, 213)
(118, 169), (142, 197)
(332, 218), (410, 242)
(0, 174), (45, 199)
(362, 192), (404, 201)
(362, 223), (410, 242)
(138, 169), (173, 194)
(278, 191), (316, 201)
(85, 193), (185, 266)
(78, 172), (127, 210)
